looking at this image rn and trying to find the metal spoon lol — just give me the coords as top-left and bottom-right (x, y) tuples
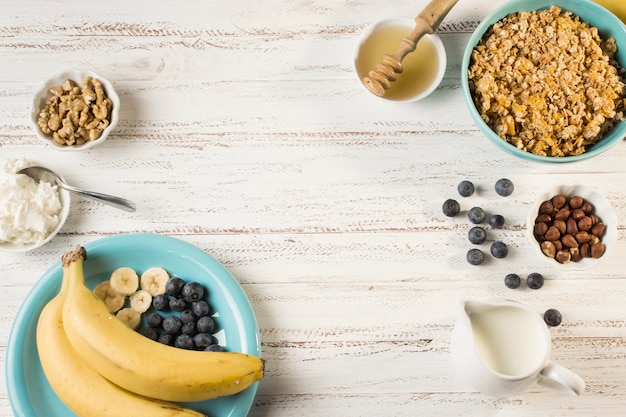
(18, 166), (136, 212)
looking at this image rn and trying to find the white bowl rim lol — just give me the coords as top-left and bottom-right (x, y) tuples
(526, 184), (617, 270)
(30, 68), (120, 152)
(0, 160), (71, 253)
(353, 16), (447, 103)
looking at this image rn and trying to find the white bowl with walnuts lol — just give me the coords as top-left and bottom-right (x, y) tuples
(527, 184), (617, 270)
(30, 69), (120, 151)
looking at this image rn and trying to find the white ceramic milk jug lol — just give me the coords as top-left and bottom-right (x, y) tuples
(450, 298), (585, 397)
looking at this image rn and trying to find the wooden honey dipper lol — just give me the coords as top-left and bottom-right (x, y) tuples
(362, 0), (459, 97)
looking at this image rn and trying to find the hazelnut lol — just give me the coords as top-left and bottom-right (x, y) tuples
(551, 194), (567, 209)
(571, 208), (586, 221)
(575, 231), (591, 244)
(577, 216), (593, 232)
(541, 241), (557, 258)
(553, 219), (567, 235)
(580, 242), (591, 258)
(545, 226), (561, 241)
(534, 222), (548, 236)
(570, 247), (582, 262)
(581, 201), (594, 214)
(591, 223), (606, 237)
(556, 249), (571, 264)
(569, 196), (584, 209)
(535, 213), (552, 224)
(566, 217), (579, 235)
(591, 242), (606, 259)
(554, 208), (571, 221)
(561, 234), (579, 248)
(539, 200), (554, 214)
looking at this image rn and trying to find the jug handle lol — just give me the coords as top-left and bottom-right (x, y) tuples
(538, 361), (585, 396)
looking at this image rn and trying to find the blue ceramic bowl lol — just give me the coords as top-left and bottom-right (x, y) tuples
(461, 0), (626, 163)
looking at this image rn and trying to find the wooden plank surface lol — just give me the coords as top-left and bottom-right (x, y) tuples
(1, 0), (625, 416)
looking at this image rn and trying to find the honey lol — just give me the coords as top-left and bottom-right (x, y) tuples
(356, 25), (441, 101)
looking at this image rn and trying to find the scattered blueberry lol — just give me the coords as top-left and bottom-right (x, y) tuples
(165, 277), (186, 297)
(504, 273), (521, 289)
(490, 241), (508, 258)
(181, 321), (197, 336)
(466, 248), (485, 265)
(138, 327), (158, 341)
(196, 316), (216, 334)
(457, 180), (475, 197)
(169, 297), (187, 312)
(162, 315), (182, 335)
(544, 309), (562, 327)
(192, 300), (210, 317)
(468, 226), (487, 244)
(527, 272), (545, 289)
(442, 199), (461, 217)
(157, 333), (175, 346)
(468, 207), (486, 224)
(495, 178), (514, 197)
(489, 214), (505, 228)
(146, 312), (163, 328)
(205, 344), (224, 352)
(180, 309), (196, 324)
(193, 333), (213, 350)
(182, 282), (205, 303)
(174, 334), (195, 350)
(152, 294), (169, 311)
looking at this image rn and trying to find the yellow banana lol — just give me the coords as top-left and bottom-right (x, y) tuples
(36, 247), (208, 417)
(61, 245), (264, 402)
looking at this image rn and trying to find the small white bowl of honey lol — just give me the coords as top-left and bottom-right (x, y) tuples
(354, 16), (447, 102)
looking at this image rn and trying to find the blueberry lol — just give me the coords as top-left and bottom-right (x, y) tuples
(468, 226), (487, 244)
(468, 207), (486, 224)
(182, 282), (205, 303)
(181, 321), (197, 336)
(138, 327), (158, 341)
(544, 309), (562, 327)
(204, 344), (224, 352)
(490, 241), (508, 258)
(466, 248), (485, 265)
(457, 180), (475, 197)
(146, 312), (163, 328)
(527, 272), (544, 289)
(157, 333), (175, 346)
(489, 214), (505, 228)
(442, 199), (460, 217)
(180, 309), (196, 324)
(169, 297), (187, 312)
(193, 333), (213, 350)
(165, 277), (185, 297)
(196, 316), (215, 334)
(495, 178), (514, 197)
(152, 294), (169, 311)
(162, 315), (182, 335)
(192, 300), (210, 317)
(504, 273), (521, 289)
(174, 334), (195, 350)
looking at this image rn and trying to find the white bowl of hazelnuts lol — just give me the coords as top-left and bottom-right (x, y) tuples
(30, 69), (120, 151)
(527, 185), (617, 270)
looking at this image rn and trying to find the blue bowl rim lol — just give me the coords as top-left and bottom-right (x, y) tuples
(461, 0), (626, 163)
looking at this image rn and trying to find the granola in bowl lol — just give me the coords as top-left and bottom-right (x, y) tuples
(467, 5), (626, 158)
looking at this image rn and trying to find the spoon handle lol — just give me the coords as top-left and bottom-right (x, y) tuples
(59, 183), (136, 212)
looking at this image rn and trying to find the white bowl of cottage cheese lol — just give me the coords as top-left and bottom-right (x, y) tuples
(0, 158), (70, 252)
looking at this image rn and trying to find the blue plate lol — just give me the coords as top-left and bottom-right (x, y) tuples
(6, 233), (261, 417)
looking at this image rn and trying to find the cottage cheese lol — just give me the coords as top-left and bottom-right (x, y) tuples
(0, 158), (62, 246)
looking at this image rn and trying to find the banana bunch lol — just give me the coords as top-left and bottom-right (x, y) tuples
(36, 246), (264, 417)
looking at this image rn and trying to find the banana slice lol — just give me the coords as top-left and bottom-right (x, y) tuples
(110, 267), (139, 295)
(93, 281), (126, 313)
(140, 267), (169, 296)
(116, 307), (142, 330)
(129, 290), (152, 314)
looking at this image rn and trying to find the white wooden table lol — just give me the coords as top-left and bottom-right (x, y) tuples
(1, 0), (625, 415)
